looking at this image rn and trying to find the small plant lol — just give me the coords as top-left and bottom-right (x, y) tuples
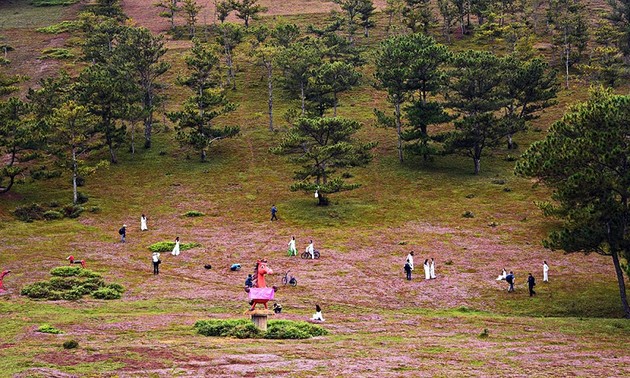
(462, 211), (475, 218)
(397, 241), (407, 245)
(148, 241), (201, 252)
(62, 340), (79, 349)
(76, 192), (88, 204)
(444, 259), (453, 266)
(504, 154), (518, 162)
(40, 48), (75, 60)
(183, 210), (205, 217)
(479, 328), (489, 338)
(43, 210), (64, 220)
(62, 204), (84, 218)
(491, 178), (506, 185)
(503, 187), (512, 192)
(89, 206), (101, 213)
(37, 324), (63, 334)
(488, 221), (498, 227)
(92, 287), (122, 300)
(465, 194), (475, 198)
(36, 20), (82, 34)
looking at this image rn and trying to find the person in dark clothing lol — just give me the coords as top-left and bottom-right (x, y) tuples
(527, 273), (536, 296)
(245, 274), (253, 288)
(119, 224), (127, 243)
(271, 205), (278, 221)
(506, 271), (515, 292)
(152, 252), (160, 275)
(404, 251), (414, 281)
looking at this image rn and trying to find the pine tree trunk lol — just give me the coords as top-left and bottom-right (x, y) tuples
(611, 250), (630, 318)
(474, 158), (481, 175)
(333, 92), (338, 117)
(300, 82), (306, 116)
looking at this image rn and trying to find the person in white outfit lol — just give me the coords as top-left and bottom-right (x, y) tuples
(140, 214), (148, 231)
(311, 304), (324, 321)
(152, 252), (161, 275)
(496, 268), (507, 281)
(172, 236), (180, 256)
(288, 236), (297, 256)
(543, 261), (549, 282)
(423, 259), (430, 280)
(430, 258), (436, 279)
(306, 240), (315, 259)
(406, 252), (414, 270)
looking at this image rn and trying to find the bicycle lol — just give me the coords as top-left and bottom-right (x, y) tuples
(300, 250), (320, 259)
(281, 270), (298, 286)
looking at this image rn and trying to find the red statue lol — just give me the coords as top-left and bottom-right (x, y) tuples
(67, 255), (86, 268)
(0, 270), (11, 293)
(247, 259), (276, 310)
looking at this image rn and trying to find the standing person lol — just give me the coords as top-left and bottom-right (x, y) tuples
(506, 271), (515, 292)
(140, 214), (148, 231)
(288, 236), (297, 256)
(527, 273), (536, 296)
(405, 251), (414, 281)
(543, 261), (549, 282)
(152, 252), (161, 275)
(311, 304), (325, 321)
(271, 205), (278, 221)
(430, 258), (436, 279)
(244, 274), (253, 288)
(306, 240), (315, 259)
(172, 236), (180, 256)
(119, 224), (127, 243)
(423, 259), (430, 280)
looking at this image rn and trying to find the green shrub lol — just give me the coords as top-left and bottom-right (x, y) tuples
(43, 210), (64, 220)
(49, 201), (60, 208)
(62, 288), (83, 301)
(62, 340), (79, 349)
(148, 241), (201, 252)
(89, 206), (101, 213)
(50, 266), (82, 277)
(30, 167), (61, 180)
(228, 323), (264, 339)
(21, 282), (52, 298)
(106, 283), (125, 294)
(40, 48), (74, 60)
(49, 277), (81, 291)
(183, 210), (205, 217)
(462, 211), (475, 218)
(92, 287), (122, 300)
(13, 203), (46, 222)
(195, 319), (328, 339)
(76, 191), (88, 204)
(36, 20), (81, 33)
(78, 270), (102, 279)
(62, 204), (84, 218)
(491, 178), (506, 185)
(479, 328), (489, 338)
(37, 324), (63, 334)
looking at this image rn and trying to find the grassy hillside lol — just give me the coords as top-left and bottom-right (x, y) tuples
(1, 0), (629, 376)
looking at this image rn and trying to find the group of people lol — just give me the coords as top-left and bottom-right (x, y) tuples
(496, 261), (549, 296)
(404, 252), (437, 281)
(287, 236), (316, 259)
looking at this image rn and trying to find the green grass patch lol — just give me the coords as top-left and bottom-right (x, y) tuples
(194, 319), (329, 339)
(147, 241), (201, 252)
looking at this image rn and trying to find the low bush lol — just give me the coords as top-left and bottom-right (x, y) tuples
(462, 211), (475, 218)
(21, 282), (52, 299)
(183, 210), (205, 217)
(37, 324), (63, 334)
(43, 210), (64, 220)
(92, 287), (122, 300)
(40, 48), (75, 60)
(148, 241), (201, 252)
(50, 266), (82, 277)
(62, 340), (79, 349)
(194, 319), (328, 339)
(63, 204), (84, 218)
(76, 191), (88, 204)
(13, 203), (46, 222)
(36, 20), (82, 33)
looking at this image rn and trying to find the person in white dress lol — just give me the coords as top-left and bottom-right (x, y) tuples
(543, 261), (549, 282)
(288, 236), (297, 256)
(423, 259), (430, 280)
(140, 214), (148, 231)
(306, 240), (315, 259)
(311, 304), (324, 321)
(172, 236), (180, 256)
(430, 258), (436, 279)
(496, 268), (507, 281)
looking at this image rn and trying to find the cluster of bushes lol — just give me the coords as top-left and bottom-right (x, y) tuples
(21, 266), (124, 301)
(13, 200), (87, 222)
(194, 319), (328, 339)
(148, 241), (201, 253)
